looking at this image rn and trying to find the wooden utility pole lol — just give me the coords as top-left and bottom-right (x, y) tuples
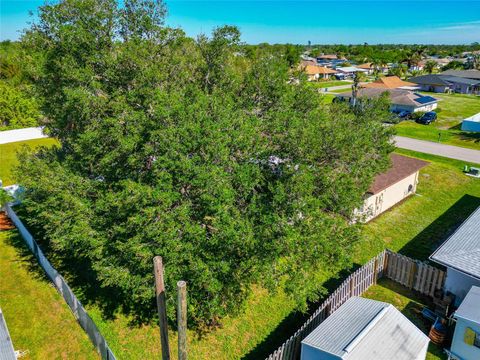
(177, 281), (187, 360)
(153, 256), (170, 360)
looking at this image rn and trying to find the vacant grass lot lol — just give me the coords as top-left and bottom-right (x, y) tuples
(363, 279), (446, 360)
(4, 138), (480, 359)
(0, 229), (98, 359)
(0, 138), (58, 185)
(395, 93), (480, 150)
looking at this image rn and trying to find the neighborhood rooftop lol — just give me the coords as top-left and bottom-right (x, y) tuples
(0, 309), (16, 360)
(362, 76), (417, 89)
(301, 297), (429, 360)
(430, 206), (480, 280)
(337, 88), (438, 108)
(368, 154), (429, 195)
(454, 286), (480, 324)
(441, 69), (480, 80)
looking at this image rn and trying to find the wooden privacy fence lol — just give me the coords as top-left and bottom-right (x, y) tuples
(5, 205), (116, 360)
(266, 249), (445, 360)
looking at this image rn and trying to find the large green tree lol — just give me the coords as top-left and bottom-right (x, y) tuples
(17, 0), (394, 328)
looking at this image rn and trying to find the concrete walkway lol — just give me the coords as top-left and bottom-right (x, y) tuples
(394, 136), (480, 164)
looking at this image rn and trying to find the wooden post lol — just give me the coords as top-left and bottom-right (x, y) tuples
(177, 281), (187, 360)
(373, 258), (379, 285)
(153, 256), (170, 360)
(383, 250), (389, 278)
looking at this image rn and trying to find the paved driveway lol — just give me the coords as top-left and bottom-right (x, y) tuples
(394, 136), (480, 164)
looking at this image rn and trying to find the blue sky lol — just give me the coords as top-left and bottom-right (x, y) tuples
(1, 1), (480, 44)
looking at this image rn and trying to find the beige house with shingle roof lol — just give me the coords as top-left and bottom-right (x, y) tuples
(355, 154), (429, 222)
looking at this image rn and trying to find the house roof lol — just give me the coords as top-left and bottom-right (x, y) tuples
(336, 88), (438, 108)
(430, 206), (480, 280)
(455, 286), (480, 324)
(368, 154), (429, 195)
(441, 69), (480, 80)
(0, 309), (16, 360)
(337, 66), (368, 73)
(441, 75), (480, 86)
(318, 54), (338, 60)
(302, 65), (337, 75)
(356, 63), (373, 70)
(409, 74), (452, 86)
(301, 297), (429, 360)
(363, 76), (417, 89)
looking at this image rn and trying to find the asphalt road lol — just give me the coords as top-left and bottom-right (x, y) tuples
(394, 136), (480, 164)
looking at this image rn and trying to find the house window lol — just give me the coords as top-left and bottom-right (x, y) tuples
(474, 332), (480, 348)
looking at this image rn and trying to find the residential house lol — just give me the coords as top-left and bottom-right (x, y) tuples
(362, 76), (419, 90)
(355, 154), (428, 222)
(409, 74), (453, 93)
(430, 206), (480, 306)
(335, 66), (368, 78)
(301, 297), (430, 360)
(449, 286), (480, 360)
(441, 69), (480, 80)
(462, 112), (480, 132)
(301, 65), (337, 81)
(335, 88), (438, 113)
(356, 63), (374, 75)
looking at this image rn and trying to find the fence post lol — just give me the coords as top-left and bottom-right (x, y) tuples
(153, 256), (171, 360)
(382, 250), (389, 278)
(373, 257), (379, 285)
(177, 281), (187, 360)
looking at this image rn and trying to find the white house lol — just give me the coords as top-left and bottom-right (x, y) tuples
(430, 206), (480, 306)
(449, 286), (480, 360)
(355, 154), (429, 222)
(301, 297), (430, 360)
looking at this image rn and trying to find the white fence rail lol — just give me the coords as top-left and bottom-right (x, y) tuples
(5, 205), (116, 360)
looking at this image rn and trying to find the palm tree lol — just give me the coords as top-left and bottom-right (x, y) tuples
(389, 63), (407, 79)
(424, 60), (437, 74)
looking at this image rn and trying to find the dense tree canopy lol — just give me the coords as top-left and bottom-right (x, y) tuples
(17, 0), (394, 328)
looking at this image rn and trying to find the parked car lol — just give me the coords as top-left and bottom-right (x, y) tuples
(416, 111), (437, 125)
(396, 110), (411, 120)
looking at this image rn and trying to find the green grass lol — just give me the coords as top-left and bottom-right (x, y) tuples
(0, 229), (98, 359)
(0, 138), (58, 186)
(395, 92), (480, 150)
(307, 80), (351, 88)
(363, 279), (447, 360)
(57, 152), (480, 359)
(5, 139), (480, 359)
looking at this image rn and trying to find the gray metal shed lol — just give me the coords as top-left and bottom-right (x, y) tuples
(301, 297), (429, 360)
(0, 308), (16, 360)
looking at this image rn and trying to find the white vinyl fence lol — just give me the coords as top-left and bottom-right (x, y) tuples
(5, 204), (116, 360)
(0, 127), (48, 144)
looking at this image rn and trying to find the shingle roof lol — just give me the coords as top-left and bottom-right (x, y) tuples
(363, 76), (417, 89)
(409, 74), (451, 86)
(301, 65), (337, 75)
(430, 206), (480, 279)
(336, 88), (438, 108)
(441, 75), (480, 86)
(0, 309), (16, 360)
(368, 154), (429, 195)
(455, 286), (480, 324)
(301, 297), (429, 360)
(441, 69), (480, 80)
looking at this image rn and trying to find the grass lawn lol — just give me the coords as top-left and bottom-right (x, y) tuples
(307, 80), (351, 88)
(0, 228), (98, 359)
(395, 93), (480, 150)
(0, 138), (58, 186)
(28, 151), (480, 359)
(363, 279), (447, 360)
(4, 139), (480, 359)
